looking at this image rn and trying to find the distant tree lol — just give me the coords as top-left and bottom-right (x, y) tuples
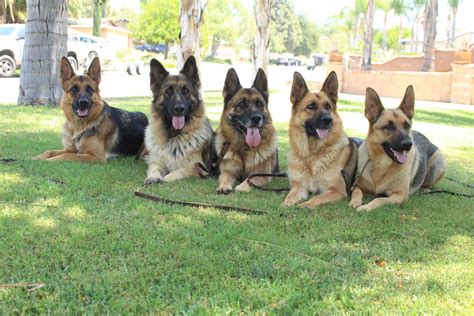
(377, 0), (391, 51)
(410, 0), (426, 52)
(69, 0), (94, 19)
(422, 0), (437, 71)
(352, 0), (367, 48)
(177, 0), (207, 69)
(362, 0), (375, 71)
(0, 1), (5, 24)
(271, 0), (301, 53)
(253, 0), (272, 78)
(392, 0), (408, 51)
(18, 0), (68, 106)
(447, 0), (461, 48)
(293, 14), (319, 57)
(1, 0), (26, 23)
(93, 0), (102, 36)
(131, 0), (179, 59)
(374, 25), (411, 50)
(205, 0), (246, 57)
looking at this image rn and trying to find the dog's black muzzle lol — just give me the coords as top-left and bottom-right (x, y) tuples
(304, 114), (333, 137)
(73, 95), (92, 117)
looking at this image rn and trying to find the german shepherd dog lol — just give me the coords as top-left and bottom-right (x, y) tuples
(349, 86), (447, 211)
(143, 56), (214, 184)
(283, 71), (357, 208)
(215, 68), (278, 193)
(33, 57), (148, 162)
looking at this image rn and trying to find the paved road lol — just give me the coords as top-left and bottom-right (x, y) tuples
(0, 62), (326, 103)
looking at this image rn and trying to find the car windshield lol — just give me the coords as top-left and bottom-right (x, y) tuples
(0, 26), (15, 36)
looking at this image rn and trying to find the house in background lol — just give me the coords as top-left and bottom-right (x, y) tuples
(69, 18), (133, 49)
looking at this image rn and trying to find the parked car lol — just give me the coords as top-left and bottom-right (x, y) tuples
(276, 55), (300, 66)
(0, 24), (116, 77)
(135, 43), (168, 55)
(307, 54), (325, 70)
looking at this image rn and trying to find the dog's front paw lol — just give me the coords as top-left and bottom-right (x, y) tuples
(216, 185), (233, 194)
(144, 177), (162, 185)
(348, 198), (362, 209)
(282, 197), (297, 207)
(356, 204), (373, 212)
(298, 200), (316, 209)
(234, 181), (251, 193)
(32, 152), (51, 160)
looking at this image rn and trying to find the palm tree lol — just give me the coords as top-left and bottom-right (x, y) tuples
(422, 0), (438, 71)
(18, 0), (68, 106)
(362, 0), (375, 71)
(392, 0), (407, 52)
(351, 0), (367, 48)
(177, 0), (208, 69)
(252, 0), (273, 79)
(377, 0), (391, 51)
(412, 0), (426, 52)
(447, 0), (461, 48)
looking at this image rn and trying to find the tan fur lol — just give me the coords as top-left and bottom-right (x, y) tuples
(349, 86), (446, 212)
(33, 58), (117, 163)
(283, 73), (352, 208)
(215, 89), (278, 193)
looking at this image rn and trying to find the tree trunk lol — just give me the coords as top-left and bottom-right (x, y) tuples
(421, 0), (437, 72)
(210, 35), (220, 57)
(352, 12), (359, 48)
(0, 0), (5, 24)
(177, 0), (207, 70)
(410, 19), (415, 52)
(445, 10), (451, 48)
(101, 0), (106, 18)
(450, 6), (457, 47)
(252, 0), (272, 79)
(362, 0), (375, 71)
(93, 0), (102, 37)
(18, 0), (68, 106)
(398, 16), (403, 51)
(415, 8), (420, 52)
(382, 12), (387, 51)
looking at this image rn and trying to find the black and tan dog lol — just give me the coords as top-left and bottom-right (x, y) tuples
(33, 57), (148, 162)
(143, 56), (214, 184)
(215, 68), (278, 193)
(349, 86), (447, 211)
(283, 71), (357, 208)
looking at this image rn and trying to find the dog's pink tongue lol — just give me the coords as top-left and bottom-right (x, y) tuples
(172, 116), (185, 130)
(77, 109), (88, 117)
(246, 127), (261, 148)
(392, 149), (408, 164)
(316, 128), (329, 140)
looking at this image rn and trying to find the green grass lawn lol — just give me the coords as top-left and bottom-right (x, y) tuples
(1, 93), (473, 313)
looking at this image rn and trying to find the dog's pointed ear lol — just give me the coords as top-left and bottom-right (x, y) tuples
(180, 55), (200, 88)
(252, 68), (268, 102)
(60, 56), (75, 86)
(223, 68), (241, 106)
(290, 72), (308, 106)
(399, 85), (415, 120)
(365, 87), (384, 124)
(150, 58), (169, 90)
(321, 71), (338, 105)
(86, 57), (101, 86)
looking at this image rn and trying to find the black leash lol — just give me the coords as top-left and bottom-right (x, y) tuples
(420, 189), (474, 198)
(246, 172), (290, 193)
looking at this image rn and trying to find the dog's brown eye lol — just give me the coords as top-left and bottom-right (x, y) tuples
(384, 121), (395, 131)
(182, 87), (189, 95)
(70, 86), (79, 94)
(166, 87), (174, 96)
(307, 102), (316, 110)
(325, 103), (331, 110)
(256, 101), (263, 108)
(238, 101), (247, 108)
(86, 86), (94, 94)
(404, 122), (411, 130)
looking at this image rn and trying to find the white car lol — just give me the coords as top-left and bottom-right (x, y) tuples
(0, 24), (116, 77)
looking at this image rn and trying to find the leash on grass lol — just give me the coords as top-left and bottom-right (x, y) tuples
(194, 142), (231, 178)
(134, 191), (274, 216)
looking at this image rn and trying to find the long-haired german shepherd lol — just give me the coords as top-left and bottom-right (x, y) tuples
(33, 57), (148, 162)
(215, 68), (278, 193)
(283, 71), (357, 208)
(143, 56), (214, 184)
(349, 86), (447, 211)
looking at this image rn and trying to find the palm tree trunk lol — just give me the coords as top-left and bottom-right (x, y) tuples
(415, 8), (420, 52)
(252, 0), (272, 79)
(422, 0), (438, 72)
(362, 0), (375, 71)
(18, 0), (68, 106)
(352, 12), (359, 47)
(0, 0), (5, 24)
(451, 6), (457, 47)
(93, 0), (102, 37)
(382, 12), (387, 51)
(177, 0), (207, 70)
(446, 10), (451, 48)
(398, 16), (403, 51)
(210, 35), (220, 57)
